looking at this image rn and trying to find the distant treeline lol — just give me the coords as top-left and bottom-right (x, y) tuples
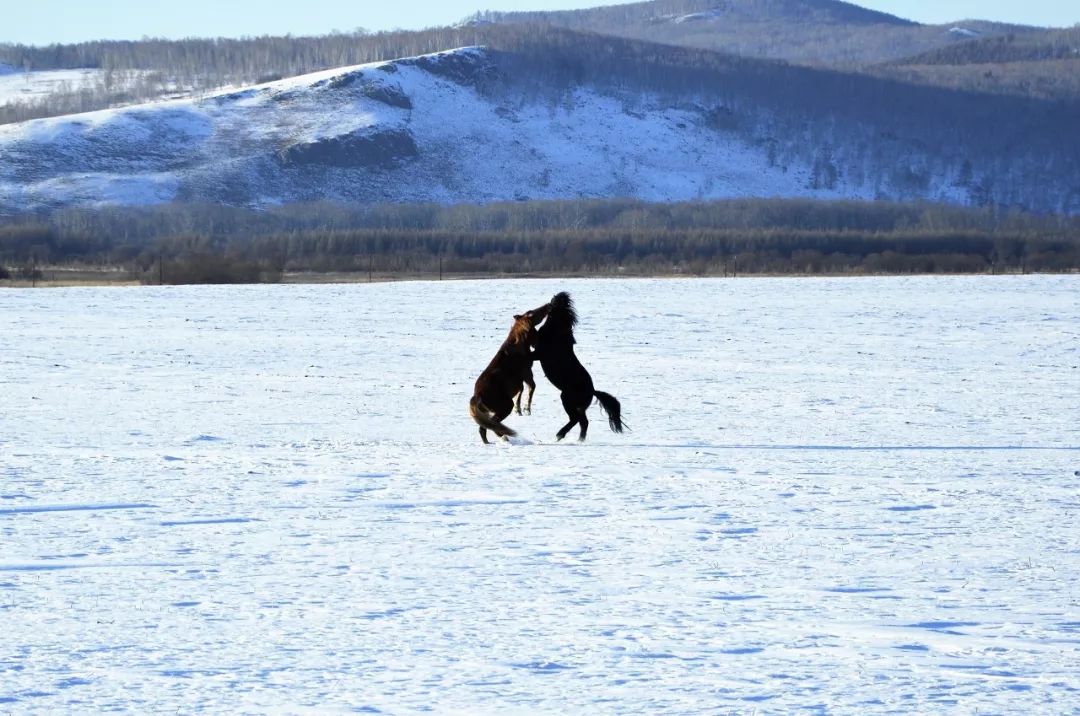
(1, 199), (1077, 282)
(892, 27), (1080, 67)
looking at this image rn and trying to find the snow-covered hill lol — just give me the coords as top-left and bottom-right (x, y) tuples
(0, 47), (879, 211)
(0, 45), (1074, 213)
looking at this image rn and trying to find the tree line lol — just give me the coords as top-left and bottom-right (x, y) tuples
(893, 27), (1080, 67)
(2, 199), (1076, 282)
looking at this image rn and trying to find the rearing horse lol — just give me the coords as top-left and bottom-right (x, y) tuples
(469, 304), (550, 444)
(531, 291), (624, 441)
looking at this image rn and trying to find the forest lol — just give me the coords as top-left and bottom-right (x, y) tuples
(1, 199), (1076, 283)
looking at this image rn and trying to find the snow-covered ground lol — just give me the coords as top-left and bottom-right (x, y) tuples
(0, 68), (105, 105)
(0, 67), (183, 109)
(2, 276), (1078, 713)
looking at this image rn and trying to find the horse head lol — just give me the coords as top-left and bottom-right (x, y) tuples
(548, 291), (578, 328)
(511, 303), (551, 344)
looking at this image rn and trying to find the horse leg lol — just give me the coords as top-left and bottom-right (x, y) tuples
(494, 402), (516, 441)
(523, 375), (536, 415)
(479, 426), (490, 444)
(555, 394), (580, 441)
(513, 388), (523, 416)
(577, 407), (589, 442)
(556, 418), (577, 441)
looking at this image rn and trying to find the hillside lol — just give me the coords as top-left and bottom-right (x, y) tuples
(0, 46), (847, 211)
(2, 29), (1078, 215)
(467, 0), (1037, 65)
(890, 26), (1080, 66)
(872, 58), (1080, 103)
(868, 27), (1080, 101)
(1, 4), (1071, 128)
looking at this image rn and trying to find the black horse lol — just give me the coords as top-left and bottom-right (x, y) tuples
(531, 291), (624, 441)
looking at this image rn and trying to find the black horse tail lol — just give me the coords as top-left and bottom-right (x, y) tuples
(469, 396), (517, 439)
(593, 391), (625, 434)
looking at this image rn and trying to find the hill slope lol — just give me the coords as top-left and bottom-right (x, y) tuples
(870, 27), (1080, 101)
(468, 0), (1037, 65)
(0, 48), (861, 210)
(2, 34), (1078, 214)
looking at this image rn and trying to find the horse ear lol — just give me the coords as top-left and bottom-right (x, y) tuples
(513, 314), (523, 320)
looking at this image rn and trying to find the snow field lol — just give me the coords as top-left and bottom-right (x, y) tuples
(1, 276), (1078, 713)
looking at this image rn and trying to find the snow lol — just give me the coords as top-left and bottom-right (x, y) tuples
(673, 9), (726, 23)
(31, 172), (181, 207)
(2, 276), (1079, 712)
(0, 68), (105, 104)
(0, 67), (195, 109)
(948, 27), (982, 38)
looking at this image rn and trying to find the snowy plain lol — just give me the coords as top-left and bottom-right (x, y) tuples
(2, 276), (1078, 713)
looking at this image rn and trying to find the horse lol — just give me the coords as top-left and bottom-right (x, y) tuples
(530, 291), (624, 441)
(469, 304), (550, 444)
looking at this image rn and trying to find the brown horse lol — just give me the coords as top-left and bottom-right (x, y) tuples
(469, 304), (550, 443)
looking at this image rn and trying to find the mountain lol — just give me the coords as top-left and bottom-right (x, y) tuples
(2, 28), (1078, 214)
(466, 0), (1039, 65)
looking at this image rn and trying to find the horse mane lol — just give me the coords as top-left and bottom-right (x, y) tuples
(545, 292), (578, 343)
(505, 314), (536, 346)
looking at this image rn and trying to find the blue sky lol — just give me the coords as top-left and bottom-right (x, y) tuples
(3, 0), (1077, 46)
